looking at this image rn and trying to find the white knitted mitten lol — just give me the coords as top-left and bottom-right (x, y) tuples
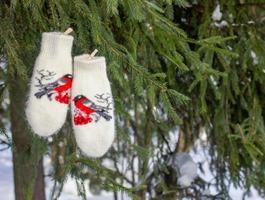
(71, 55), (115, 157)
(26, 32), (73, 137)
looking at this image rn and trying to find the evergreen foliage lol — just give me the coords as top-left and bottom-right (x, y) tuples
(0, 0), (265, 199)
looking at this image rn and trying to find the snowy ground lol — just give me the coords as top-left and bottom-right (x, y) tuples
(0, 149), (14, 200)
(0, 140), (263, 200)
(0, 148), (130, 200)
(190, 140), (263, 200)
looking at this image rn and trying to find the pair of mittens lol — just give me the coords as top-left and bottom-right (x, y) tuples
(25, 32), (114, 157)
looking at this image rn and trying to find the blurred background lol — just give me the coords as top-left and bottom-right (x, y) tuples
(0, 0), (265, 199)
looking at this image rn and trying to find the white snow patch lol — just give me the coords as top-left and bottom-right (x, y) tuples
(250, 51), (258, 65)
(172, 153), (198, 187)
(47, 137), (53, 143)
(0, 61), (7, 70)
(209, 75), (218, 86)
(168, 128), (180, 151)
(212, 4), (222, 21)
(214, 20), (228, 28)
(248, 21), (255, 25)
(0, 148), (14, 200)
(146, 23), (153, 30)
(58, 155), (64, 165)
(199, 127), (207, 142)
(58, 141), (64, 148)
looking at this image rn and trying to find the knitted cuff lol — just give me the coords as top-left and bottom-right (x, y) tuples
(74, 55), (107, 78)
(74, 55), (106, 68)
(40, 32), (74, 58)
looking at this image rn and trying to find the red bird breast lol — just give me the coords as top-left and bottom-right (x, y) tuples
(73, 94), (112, 126)
(53, 77), (72, 93)
(54, 76), (73, 104)
(75, 98), (96, 114)
(34, 71), (73, 104)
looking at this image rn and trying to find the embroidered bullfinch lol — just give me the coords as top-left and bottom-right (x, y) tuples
(25, 32), (74, 137)
(34, 74), (73, 104)
(73, 95), (112, 125)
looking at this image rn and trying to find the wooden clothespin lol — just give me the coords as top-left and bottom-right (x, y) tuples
(85, 49), (98, 59)
(64, 27), (73, 35)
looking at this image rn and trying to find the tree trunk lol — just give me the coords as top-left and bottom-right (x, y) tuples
(9, 74), (46, 200)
